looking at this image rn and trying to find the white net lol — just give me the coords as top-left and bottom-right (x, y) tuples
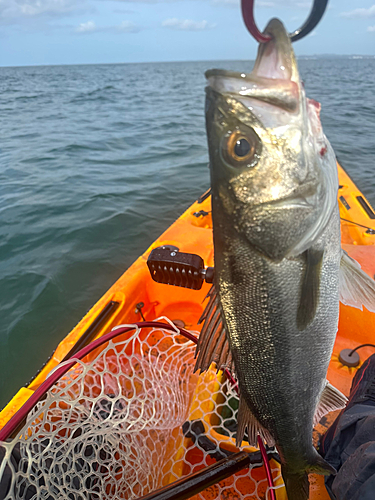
(0, 321), (282, 500)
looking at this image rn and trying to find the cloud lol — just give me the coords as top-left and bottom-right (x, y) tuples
(212, 0), (312, 7)
(112, 0), (305, 4)
(211, 0), (239, 5)
(212, 0), (300, 6)
(117, 20), (140, 33)
(162, 18), (215, 31)
(113, 8), (136, 14)
(75, 20), (141, 34)
(1, 0), (83, 19)
(76, 20), (96, 33)
(0, 0), (91, 26)
(340, 5), (375, 19)
(111, 0), (175, 2)
(211, 0), (276, 5)
(368, 25), (375, 32)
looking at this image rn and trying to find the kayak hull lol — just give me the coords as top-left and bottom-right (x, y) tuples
(1, 163), (375, 500)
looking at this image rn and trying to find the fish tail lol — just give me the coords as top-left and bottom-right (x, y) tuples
(282, 453), (336, 500)
(281, 467), (309, 500)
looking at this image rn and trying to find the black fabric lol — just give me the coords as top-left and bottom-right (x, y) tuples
(323, 405), (375, 499)
(320, 354), (375, 500)
(0, 443), (38, 500)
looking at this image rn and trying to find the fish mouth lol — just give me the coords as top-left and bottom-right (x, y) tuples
(206, 19), (300, 113)
(250, 181), (319, 212)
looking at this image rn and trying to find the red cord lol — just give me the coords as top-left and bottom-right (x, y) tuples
(225, 369), (276, 498)
(241, 0), (272, 43)
(257, 435), (276, 500)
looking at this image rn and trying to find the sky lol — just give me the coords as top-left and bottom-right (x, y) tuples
(1, 0), (375, 66)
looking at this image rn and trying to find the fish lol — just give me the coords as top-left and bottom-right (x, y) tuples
(195, 18), (375, 500)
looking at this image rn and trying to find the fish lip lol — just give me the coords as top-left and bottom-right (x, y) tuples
(205, 69), (294, 90)
(260, 196), (312, 210)
(249, 183), (318, 211)
(205, 70), (299, 113)
(205, 19), (300, 112)
(206, 68), (257, 81)
(205, 19), (296, 86)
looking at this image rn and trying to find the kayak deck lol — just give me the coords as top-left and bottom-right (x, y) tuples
(1, 162), (375, 500)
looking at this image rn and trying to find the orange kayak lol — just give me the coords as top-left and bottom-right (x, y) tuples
(1, 162), (375, 500)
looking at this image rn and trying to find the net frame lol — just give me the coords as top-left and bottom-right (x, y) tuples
(0, 319), (284, 500)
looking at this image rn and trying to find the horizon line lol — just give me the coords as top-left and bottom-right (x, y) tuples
(1, 53), (375, 69)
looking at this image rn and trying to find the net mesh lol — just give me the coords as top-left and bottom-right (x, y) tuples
(0, 321), (282, 500)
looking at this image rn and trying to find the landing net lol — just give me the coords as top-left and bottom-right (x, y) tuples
(0, 321), (282, 500)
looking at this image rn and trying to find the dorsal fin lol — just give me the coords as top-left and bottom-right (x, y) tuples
(194, 284), (233, 373)
(339, 250), (375, 313)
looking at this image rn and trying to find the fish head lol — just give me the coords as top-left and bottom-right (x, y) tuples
(206, 18), (338, 261)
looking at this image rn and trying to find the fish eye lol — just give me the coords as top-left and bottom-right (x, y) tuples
(234, 138), (251, 157)
(222, 129), (260, 168)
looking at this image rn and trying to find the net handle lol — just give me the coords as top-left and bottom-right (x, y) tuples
(0, 321), (198, 442)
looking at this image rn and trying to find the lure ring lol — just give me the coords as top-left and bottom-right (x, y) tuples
(241, 0), (329, 43)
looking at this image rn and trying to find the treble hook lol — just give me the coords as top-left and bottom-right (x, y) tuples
(241, 0), (329, 43)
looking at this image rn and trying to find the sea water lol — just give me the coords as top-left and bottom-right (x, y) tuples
(0, 57), (374, 408)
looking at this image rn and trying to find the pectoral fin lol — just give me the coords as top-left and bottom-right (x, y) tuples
(297, 248), (324, 331)
(194, 284), (233, 373)
(339, 250), (375, 312)
(313, 381), (347, 426)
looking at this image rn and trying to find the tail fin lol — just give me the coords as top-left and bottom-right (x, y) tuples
(281, 467), (309, 500)
(282, 453), (336, 500)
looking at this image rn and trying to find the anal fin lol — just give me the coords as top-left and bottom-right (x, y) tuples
(236, 396), (275, 448)
(313, 380), (347, 426)
(340, 250), (375, 313)
(195, 284), (233, 373)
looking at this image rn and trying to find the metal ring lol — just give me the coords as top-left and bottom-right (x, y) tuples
(290, 0), (329, 41)
(241, 0), (329, 43)
(241, 0), (272, 43)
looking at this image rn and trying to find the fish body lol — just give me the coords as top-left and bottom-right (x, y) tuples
(197, 19), (344, 499)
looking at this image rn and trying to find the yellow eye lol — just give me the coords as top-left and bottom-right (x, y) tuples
(222, 129), (260, 167)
